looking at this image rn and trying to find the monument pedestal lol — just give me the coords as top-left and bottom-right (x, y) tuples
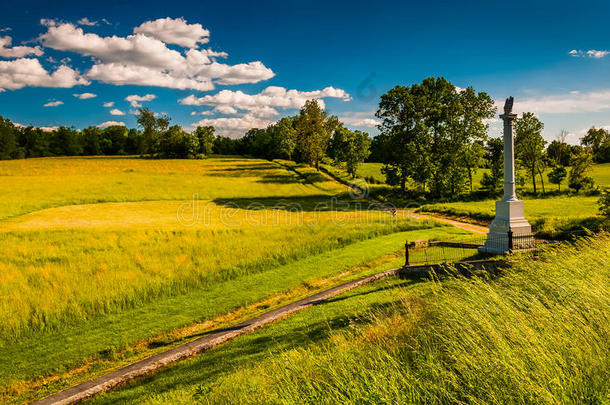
(480, 199), (531, 254)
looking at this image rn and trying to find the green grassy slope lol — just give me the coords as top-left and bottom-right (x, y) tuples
(93, 235), (610, 404)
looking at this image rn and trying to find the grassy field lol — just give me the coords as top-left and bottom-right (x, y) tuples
(361, 161), (610, 192)
(90, 234), (610, 404)
(0, 156), (479, 403)
(420, 195), (603, 237)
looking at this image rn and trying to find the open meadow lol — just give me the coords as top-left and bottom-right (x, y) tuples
(0, 156), (477, 403)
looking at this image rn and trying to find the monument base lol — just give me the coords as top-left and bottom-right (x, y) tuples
(479, 199), (532, 254)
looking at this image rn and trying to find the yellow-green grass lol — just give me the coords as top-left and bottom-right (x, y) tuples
(3, 226), (470, 404)
(358, 162), (386, 183)
(94, 235), (610, 404)
(0, 157), (346, 221)
(420, 195), (602, 237)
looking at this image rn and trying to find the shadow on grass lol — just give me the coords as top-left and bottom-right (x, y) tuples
(211, 195), (391, 212)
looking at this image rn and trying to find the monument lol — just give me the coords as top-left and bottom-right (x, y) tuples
(480, 96), (532, 253)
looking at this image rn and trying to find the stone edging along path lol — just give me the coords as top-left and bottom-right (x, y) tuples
(32, 267), (404, 405)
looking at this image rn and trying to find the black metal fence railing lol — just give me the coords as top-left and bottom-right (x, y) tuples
(404, 230), (538, 266)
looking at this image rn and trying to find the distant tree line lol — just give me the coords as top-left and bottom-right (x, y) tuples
(0, 102), (371, 176)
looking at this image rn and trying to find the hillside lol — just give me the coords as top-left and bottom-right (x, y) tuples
(92, 235), (610, 404)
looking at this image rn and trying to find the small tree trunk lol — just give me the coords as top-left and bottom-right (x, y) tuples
(539, 172), (545, 195)
(531, 166), (537, 194)
(400, 176), (406, 194)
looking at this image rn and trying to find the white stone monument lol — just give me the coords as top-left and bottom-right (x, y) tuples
(480, 96), (531, 253)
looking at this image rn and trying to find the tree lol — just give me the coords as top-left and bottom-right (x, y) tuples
(100, 125), (128, 155)
(547, 130), (572, 166)
(50, 127), (82, 156)
(548, 165), (567, 192)
(159, 125), (199, 158)
(194, 126), (215, 155)
(81, 126), (102, 155)
(16, 126), (50, 157)
(275, 117), (297, 160)
(515, 112), (546, 193)
(568, 149), (595, 192)
(581, 127), (610, 163)
(598, 188), (610, 217)
(329, 127), (371, 177)
(375, 77), (495, 196)
(294, 100), (336, 170)
(0, 116), (18, 160)
(481, 137), (503, 193)
(137, 108), (170, 156)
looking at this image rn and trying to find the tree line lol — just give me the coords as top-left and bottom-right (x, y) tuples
(0, 101), (371, 177)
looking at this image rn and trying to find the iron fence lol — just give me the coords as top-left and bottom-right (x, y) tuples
(404, 230), (538, 266)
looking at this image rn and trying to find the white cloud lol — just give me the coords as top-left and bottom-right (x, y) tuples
(87, 62), (215, 91)
(511, 89), (610, 114)
(192, 113), (275, 138)
(0, 36), (43, 58)
(73, 92), (96, 99)
(103, 101), (114, 107)
(0, 58), (88, 91)
(38, 20), (274, 90)
(340, 116), (380, 127)
(109, 108), (125, 116)
(43, 100), (63, 107)
(126, 93), (156, 108)
(133, 17), (209, 48)
(180, 86), (351, 114)
(569, 49), (610, 58)
(77, 17), (98, 26)
(98, 120), (125, 128)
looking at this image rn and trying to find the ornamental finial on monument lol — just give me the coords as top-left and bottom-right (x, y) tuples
(504, 96), (514, 114)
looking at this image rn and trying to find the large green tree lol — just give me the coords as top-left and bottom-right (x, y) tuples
(375, 77), (495, 196)
(194, 126), (215, 155)
(581, 127), (610, 163)
(294, 100), (339, 169)
(329, 127), (371, 177)
(137, 108), (170, 156)
(515, 112), (546, 194)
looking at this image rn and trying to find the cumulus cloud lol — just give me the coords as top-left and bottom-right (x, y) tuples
(512, 89), (610, 114)
(103, 101), (114, 107)
(569, 49), (610, 58)
(43, 100), (63, 107)
(0, 58), (88, 91)
(73, 92), (96, 99)
(98, 120), (125, 128)
(77, 17), (98, 26)
(0, 36), (43, 58)
(193, 114), (275, 138)
(126, 93), (156, 108)
(38, 20), (274, 90)
(340, 116), (380, 127)
(133, 17), (209, 48)
(180, 86), (351, 114)
(109, 108), (125, 115)
(87, 62), (215, 91)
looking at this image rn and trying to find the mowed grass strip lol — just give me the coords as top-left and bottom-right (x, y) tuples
(2, 227), (468, 404)
(94, 235), (610, 404)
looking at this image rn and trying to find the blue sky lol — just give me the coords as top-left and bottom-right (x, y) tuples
(1, 0), (609, 142)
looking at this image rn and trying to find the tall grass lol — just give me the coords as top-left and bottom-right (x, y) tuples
(0, 219), (425, 341)
(201, 235), (610, 404)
